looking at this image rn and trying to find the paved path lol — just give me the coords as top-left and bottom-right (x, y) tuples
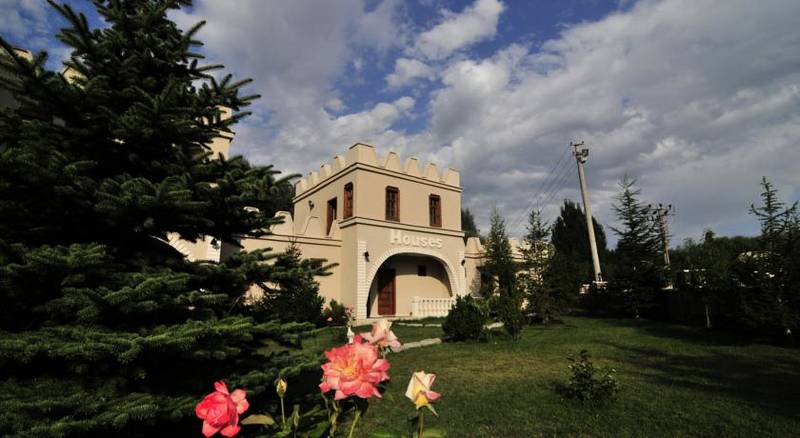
(393, 321), (503, 352)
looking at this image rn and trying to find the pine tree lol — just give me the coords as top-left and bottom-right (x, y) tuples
(0, 1), (324, 435)
(610, 176), (663, 318)
(520, 209), (558, 323)
(481, 208), (524, 338)
(744, 177), (800, 340)
(461, 207), (481, 243)
(482, 207), (515, 293)
(251, 244), (334, 324)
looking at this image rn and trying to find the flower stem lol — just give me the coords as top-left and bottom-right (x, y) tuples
(280, 396), (286, 426)
(347, 408), (362, 438)
(418, 410), (424, 438)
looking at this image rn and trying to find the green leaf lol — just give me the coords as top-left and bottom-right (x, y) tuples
(370, 432), (403, 438)
(423, 427), (447, 437)
(241, 414), (276, 426)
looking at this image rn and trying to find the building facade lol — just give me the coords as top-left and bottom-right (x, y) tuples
(240, 143), (523, 320)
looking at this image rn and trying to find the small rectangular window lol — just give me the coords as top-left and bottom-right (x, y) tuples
(343, 183), (353, 219)
(386, 186), (399, 221)
(417, 265), (427, 276)
(326, 197), (337, 235)
(429, 194), (441, 227)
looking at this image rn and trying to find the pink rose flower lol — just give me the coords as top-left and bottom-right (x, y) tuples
(361, 319), (401, 351)
(405, 371), (441, 410)
(319, 335), (390, 400)
(195, 381), (249, 437)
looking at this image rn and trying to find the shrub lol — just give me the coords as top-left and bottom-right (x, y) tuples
(322, 299), (352, 326)
(561, 350), (619, 403)
(443, 295), (487, 341)
(498, 286), (526, 340)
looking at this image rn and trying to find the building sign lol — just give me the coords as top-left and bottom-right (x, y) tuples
(389, 229), (443, 248)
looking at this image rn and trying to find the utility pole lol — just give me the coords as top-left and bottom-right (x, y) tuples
(572, 141), (603, 284)
(651, 203), (673, 267)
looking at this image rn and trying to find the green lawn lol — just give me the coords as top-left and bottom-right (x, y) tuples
(340, 317), (800, 437)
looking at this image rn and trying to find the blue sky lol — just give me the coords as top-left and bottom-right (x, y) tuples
(3, 0), (800, 247)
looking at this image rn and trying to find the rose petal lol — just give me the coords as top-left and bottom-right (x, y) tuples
(220, 424), (241, 437)
(214, 381), (229, 395)
(202, 421), (221, 437)
(230, 389), (246, 403)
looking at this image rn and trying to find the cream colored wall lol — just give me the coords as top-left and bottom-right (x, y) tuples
(354, 167), (461, 230)
(293, 143), (462, 235)
(367, 255), (451, 317)
(241, 234), (343, 303)
(292, 169), (355, 237)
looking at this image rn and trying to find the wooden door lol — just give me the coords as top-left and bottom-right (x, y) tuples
(377, 269), (396, 316)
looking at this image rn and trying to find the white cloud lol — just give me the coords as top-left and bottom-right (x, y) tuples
(175, 0), (800, 244)
(386, 58), (436, 88)
(0, 0), (47, 39)
(171, 0), (411, 171)
(411, 0), (800, 241)
(412, 0), (505, 60)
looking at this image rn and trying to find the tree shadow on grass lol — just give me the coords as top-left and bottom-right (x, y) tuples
(599, 317), (772, 347)
(603, 342), (800, 421)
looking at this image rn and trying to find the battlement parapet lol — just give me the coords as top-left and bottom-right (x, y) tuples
(294, 143), (460, 196)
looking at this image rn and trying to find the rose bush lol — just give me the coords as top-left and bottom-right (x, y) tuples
(195, 381), (249, 437)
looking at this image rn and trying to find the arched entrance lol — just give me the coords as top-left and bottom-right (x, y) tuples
(365, 253), (456, 318)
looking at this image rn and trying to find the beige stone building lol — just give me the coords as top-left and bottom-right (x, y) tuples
(237, 143), (525, 320)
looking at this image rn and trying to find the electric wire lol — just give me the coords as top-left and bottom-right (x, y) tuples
(508, 144), (573, 235)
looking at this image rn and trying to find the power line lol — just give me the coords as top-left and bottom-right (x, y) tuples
(508, 144), (571, 234)
(511, 154), (574, 235)
(540, 162), (575, 210)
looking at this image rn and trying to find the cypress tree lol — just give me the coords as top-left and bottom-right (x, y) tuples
(461, 207), (480, 243)
(0, 1), (325, 435)
(551, 199), (607, 266)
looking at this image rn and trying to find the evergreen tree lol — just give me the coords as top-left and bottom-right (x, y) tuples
(0, 1), (326, 435)
(744, 177), (800, 340)
(461, 207), (481, 243)
(544, 200), (606, 314)
(482, 207), (516, 293)
(609, 176), (663, 318)
(520, 208), (558, 323)
(551, 199), (607, 265)
(481, 208), (524, 337)
(251, 244), (333, 324)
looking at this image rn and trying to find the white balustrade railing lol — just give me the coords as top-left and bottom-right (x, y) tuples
(410, 296), (456, 318)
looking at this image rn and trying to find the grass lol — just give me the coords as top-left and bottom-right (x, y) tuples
(340, 317), (800, 437)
